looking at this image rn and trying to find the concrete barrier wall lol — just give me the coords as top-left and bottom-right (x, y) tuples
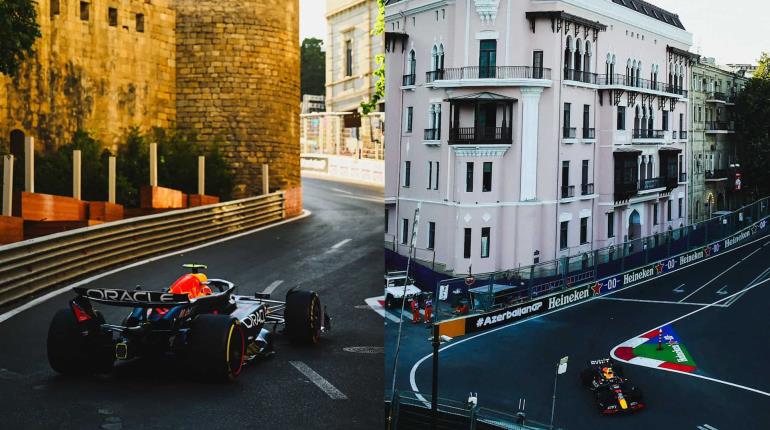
(301, 154), (384, 186)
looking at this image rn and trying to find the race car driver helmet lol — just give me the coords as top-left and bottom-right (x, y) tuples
(601, 367), (615, 380)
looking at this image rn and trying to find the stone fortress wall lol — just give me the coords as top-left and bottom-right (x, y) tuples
(0, 0), (300, 204)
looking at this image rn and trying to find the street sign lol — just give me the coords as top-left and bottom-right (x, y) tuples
(465, 276), (475, 286)
(410, 203), (421, 247)
(557, 356), (569, 375)
(438, 284), (449, 301)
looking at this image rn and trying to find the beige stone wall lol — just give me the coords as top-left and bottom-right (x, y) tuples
(0, 0), (176, 151)
(175, 0), (301, 199)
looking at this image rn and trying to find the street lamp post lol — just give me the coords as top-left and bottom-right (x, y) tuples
(550, 356), (569, 430)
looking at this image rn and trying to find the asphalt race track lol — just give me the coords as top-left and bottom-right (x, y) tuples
(0, 177), (383, 430)
(387, 234), (770, 430)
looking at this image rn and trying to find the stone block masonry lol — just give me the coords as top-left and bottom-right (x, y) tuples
(175, 0), (301, 200)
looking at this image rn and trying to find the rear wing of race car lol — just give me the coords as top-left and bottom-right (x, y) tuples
(73, 287), (191, 308)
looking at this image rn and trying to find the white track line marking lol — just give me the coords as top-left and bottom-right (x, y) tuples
(261, 280), (284, 295)
(673, 284), (685, 293)
(610, 277), (770, 398)
(365, 297), (402, 323)
(598, 297), (724, 307)
(289, 361), (347, 400)
(331, 188), (352, 195)
(0, 210), (312, 325)
(338, 194), (384, 204)
(716, 285), (728, 295)
(726, 266), (770, 307)
(407, 232), (770, 401)
(331, 238), (352, 249)
(679, 246), (762, 302)
(702, 424), (719, 430)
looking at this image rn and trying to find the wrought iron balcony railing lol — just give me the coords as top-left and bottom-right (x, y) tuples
(424, 128), (441, 141)
(438, 66), (552, 80)
(582, 128), (595, 139)
(448, 126), (512, 145)
(561, 185), (575, 199)
(402, 74), (416, 86)
(581, 183), (594, 196)
(633, 129), (665, 139)
(564, 69), (598, 84)
(705, 169), (729, 179)
(705, 121), (735, 132)
(425, 70), (444, 83)
(639, 177), (665, 191)
(563, 127), (577, 139)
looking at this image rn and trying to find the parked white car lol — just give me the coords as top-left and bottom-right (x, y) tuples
(383, 271), (421, 309)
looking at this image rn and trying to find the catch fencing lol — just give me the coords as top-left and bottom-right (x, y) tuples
(386, 197), (770, 324)
(0, 192), (287, 306)
(386, 391), (553, 430)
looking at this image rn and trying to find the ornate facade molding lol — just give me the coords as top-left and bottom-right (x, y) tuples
(474, 0), (500, 25)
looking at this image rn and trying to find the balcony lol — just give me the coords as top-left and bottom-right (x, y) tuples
(639, 177), (666, 192)
(425, 70), (444, 83)
(562, 127), (577, 139)
(632, 129), (665, 141)
(705, 169), (729, 181)
(679, 130), (688, 140)
(581, 183), (595, 196)
(706, 92), (736, 104)
(582, 128), (595, 140)
(402, 74), (415, 87)
(448, 127), (512, 145)
(424, 128), (441, 141)
(596, 74), (688, 97)
(614, 182), (639, 202)
(564, 69), (598, 84)
(561, 185), (575, 199)
(430, 66), (552, 88)
(705, 121), (735, 133)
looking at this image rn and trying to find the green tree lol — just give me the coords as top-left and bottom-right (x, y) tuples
(36, 131), (112, 201)
(0, 0), (41, 76)
(361, 0), (385, 114)
(300, 37), (326, 97)
(754, 52), (770, 80)
(734, 75), (770, 197)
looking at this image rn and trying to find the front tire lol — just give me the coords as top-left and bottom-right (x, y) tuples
(185, 314), (245, 382)
(47, 308), (113, 375)
(285, 290), (323, 345)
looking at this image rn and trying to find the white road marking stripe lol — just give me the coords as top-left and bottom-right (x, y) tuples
(289, 361), (347, 400)
(599, 297), (722, 307)
(716, 285), (728, 295)
(673, 284), (685, 293)
(364, 297), (402, 323)
(0, 210), (312, 325)
(726, 266), (770, 306)
(331, 238), (352, 249)
(261, 280), (284, 295)
(331, 188), (352, 195)
(702, 424), (719, 430)
(679, 246), (762, 302)
(338, 194), (384, 204)
(697, 426), (707, 430)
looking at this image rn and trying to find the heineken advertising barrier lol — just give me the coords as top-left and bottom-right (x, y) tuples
(438, 216), (770, 338)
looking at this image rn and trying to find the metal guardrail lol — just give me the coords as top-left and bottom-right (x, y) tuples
(0, 192), (286, 306)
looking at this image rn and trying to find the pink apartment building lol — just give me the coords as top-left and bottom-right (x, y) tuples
(384, 0), (695, 275)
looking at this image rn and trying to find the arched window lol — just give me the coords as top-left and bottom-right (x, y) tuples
(610, 55), (616, 81)
(584, 41), (592, 76)
(431, 45), (438, 71)
(647, 155), (654, 178)
(630, 60), (637, 86)
(564, 36), (573, 75)
(438, 44), (445, 70)
(574, 39), (583, 76)
(678, 65), (684, 92)
(408, 49), (416, 76)
(634, 106), (641, 131)
(636, 61), (642, 87)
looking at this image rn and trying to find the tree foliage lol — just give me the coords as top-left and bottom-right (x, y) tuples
(754, 52), (770, 80)
(361, 0), (385, 115)
(300, 37), (326, 98)
(734, 72), (770, 196)
(0, 0), (41, 76)
(35, 129), (235, 206)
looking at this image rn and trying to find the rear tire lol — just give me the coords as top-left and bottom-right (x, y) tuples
(285, 290), (322, 345)
(47, 308), (113, 375)
(185, 314), (245, 382)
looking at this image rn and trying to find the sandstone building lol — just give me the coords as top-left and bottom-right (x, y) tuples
(0, 0), (300, 202)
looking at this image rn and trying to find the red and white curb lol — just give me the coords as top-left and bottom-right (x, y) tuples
(364, 296), (425, 323)
(611, 329), (697, 373)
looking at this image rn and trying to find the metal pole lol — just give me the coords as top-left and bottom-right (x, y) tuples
(24, 136), (34, 193)
(108, 156), (116, 204)
(149, 142), (158, 187)
(72, 150), (81, 200)
(198, 155), (205, 196)
(431, 323), (440, 430)
(2, 155), (13, 216)
(549, 366), (558, 429)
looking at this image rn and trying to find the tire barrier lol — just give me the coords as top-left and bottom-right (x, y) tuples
(0, 192), (286, 307)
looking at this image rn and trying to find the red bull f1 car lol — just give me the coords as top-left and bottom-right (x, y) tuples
(580, 358), (645, 414)
(47, 264), (330, 381)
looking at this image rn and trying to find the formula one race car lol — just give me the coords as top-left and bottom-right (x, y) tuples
(580, 358), (645, 415)
(47, 264), (330, 381)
